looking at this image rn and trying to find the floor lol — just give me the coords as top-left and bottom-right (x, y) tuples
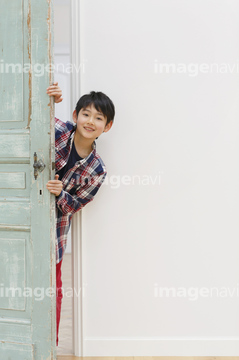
(57, 357), (239, 360)
(57, 253), (74, 356)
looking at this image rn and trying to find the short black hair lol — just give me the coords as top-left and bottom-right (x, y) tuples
(75, 91), (115, 126)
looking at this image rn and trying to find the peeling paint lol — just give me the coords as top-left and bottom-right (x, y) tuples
(26, 0), (32, 129)
(46, 1), (57, 355)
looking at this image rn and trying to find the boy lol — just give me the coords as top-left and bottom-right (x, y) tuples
(46, 82), (115, 346)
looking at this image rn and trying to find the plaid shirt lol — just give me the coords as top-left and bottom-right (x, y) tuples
(54, 117), (107, 264)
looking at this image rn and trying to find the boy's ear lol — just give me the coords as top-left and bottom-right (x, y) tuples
(72, 109), (77, 123)
(103, 120), (113, 133)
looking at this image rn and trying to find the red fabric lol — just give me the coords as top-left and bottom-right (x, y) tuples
(56, 259), (63, 346)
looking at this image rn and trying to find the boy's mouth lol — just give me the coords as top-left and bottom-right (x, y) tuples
(84, 127), (94, 131)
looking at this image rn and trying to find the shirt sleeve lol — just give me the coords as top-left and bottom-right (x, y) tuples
(55, 117), (66, 136)
(55, 172), (107, 216)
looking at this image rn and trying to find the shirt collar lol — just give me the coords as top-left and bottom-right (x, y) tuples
(69, 125), (96, 165)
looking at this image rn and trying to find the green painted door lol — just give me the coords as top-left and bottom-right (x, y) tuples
(0, 0), (56, 359)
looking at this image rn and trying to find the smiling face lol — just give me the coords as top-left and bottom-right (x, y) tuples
(72, 104), (112, 141)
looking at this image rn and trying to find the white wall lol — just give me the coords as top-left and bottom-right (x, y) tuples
(54, 0), (72, 253)
(76, 0), (239, 356)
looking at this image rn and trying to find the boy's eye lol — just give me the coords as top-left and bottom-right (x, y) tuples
(83, 113), (103, 120)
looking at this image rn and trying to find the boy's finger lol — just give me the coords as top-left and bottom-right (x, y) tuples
(50, 190), (57, 195)
(46, 181), (60, 186)
(46, 85), (60, 90)
(46, 187), (61, 192)
(46, 92), (62, 96)
(46, 88), (61, 92)
(46, 91), (62, 95)
(47, 180), (61, 184)
(55, 97), (63, 103)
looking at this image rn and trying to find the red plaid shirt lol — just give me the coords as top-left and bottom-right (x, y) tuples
(55, 117), (107, 264)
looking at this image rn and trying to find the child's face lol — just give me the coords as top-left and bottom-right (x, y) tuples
(73, 104), (112, 140)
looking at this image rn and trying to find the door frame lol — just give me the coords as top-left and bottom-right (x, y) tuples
(71, 0), (83, 356)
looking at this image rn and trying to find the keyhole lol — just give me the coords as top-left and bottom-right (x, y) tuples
(40, 190), (42, 195)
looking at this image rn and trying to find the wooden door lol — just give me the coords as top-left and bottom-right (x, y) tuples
(0, 0), (56, 358)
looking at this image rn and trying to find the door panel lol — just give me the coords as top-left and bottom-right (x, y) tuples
(0, 132), (30, 157)
(0, 0), (30, 127)
(0, 0), (56, 359)
(0, 342), (33, 360)
(1, 235), (26, 311)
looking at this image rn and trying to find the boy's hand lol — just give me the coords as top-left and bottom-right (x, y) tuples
(46, 174), (63, 196)
(46, 82), (63, 103)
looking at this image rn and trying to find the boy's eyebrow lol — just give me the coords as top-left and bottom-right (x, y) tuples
(83, 108), (104, 116)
